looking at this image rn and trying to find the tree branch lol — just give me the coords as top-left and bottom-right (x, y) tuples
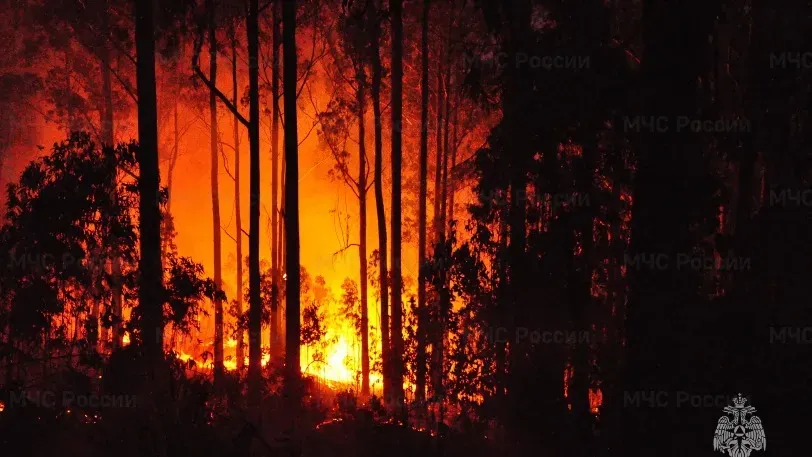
(192, 30), (251, 127)
(333, 243), (360, 257)
(109, 64), (138, 103)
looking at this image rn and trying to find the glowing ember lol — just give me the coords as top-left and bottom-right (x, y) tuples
(0, 401), (5, 412)
(589, 388), (603, 414)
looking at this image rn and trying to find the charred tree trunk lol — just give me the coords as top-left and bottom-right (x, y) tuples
(358, 82), (370, 398)
(369, 6), (390, 401)
(439, 39), (450, 237)
(429, 36), (445, 414)
(232, 33), (245, 370)
(435, 29), (453, 422)
(433, 43), (443, 245)
(389, 0), (406, 417)
(247, 0), (263, 417)
(100, 36), (121, 351)
(502, 0), (533, 449)
(282, 0), (302, 413)
(415, 0), (430, 406)
(134, 0), (164, 359)
(208, 0), (224, 387)
(270, 0), (282, 362)
(447, 95), (457, 231)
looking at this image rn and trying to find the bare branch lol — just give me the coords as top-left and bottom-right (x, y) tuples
(192, 30), (251, 127)
(109, 64), (138, 103)
(333, 243), (360, 257)
(223, 227), (238, 244)
(220, 142), (236, 182)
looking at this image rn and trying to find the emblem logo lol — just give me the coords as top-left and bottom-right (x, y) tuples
(713, 393), (766, 457)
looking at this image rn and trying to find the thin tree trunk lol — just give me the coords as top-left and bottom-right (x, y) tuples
(135, 0), (163, 360)
(101, 36), (119, 351)
(232, 33), (245, 370)
(358, 82), (370, 398)
(163, 98), (179, 278)
(415, 0), (430, 406)
(433, 42), (443, 244)
(447, 95), (457, 231)
(86, 46), (104, 349)
(270, 0), (282, 362)
(65, 51), (73, 135)
(440, 39), (450, 237)
(436, 42), (452, 415)
(208, 0), (224, 387)
(389, 0), (406, 417)
(282, 0), (302, 415)
(429, 37), (444, 411)
(247, 0), (263, 418)
(280, 144), (286, 278)
(279, 139), (286, 356)
(369, 7), (390, 402)
(279, 141), (286, 356)
(111, 248), (123, 350)
(436, 40), (454, 419)
(502, 0), (533, 446)
(101, 48), (115, 146)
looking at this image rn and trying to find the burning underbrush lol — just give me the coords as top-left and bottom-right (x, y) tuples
(0, 346), (413, 457)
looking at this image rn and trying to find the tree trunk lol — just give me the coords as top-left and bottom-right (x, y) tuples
(101, 47), (114, 147)
(270, 0), (282, 362)
(358, 82), (370, 398)
(433, 43), (443, 245)
(502, 0), (533, 448)
(389, 0), (406, 417)
(447, 95), (457, 231)
(279, 150), (285, 356)
(369, 7), (390, 402)
(64, 51), (73, 135)
(429, 35), (445, 413)
(282, 0), (302, 414)
(100, 37), (120, 352)
(247, 0), (263, 418)
(232, 33), (245, 370)
(167, 100), (178, 214)
(439, 36), (450, 237)
(134, 0), (164, 360)
(208, 0), (224, 387)
(279, 139), (286, 357)
(415, 0), (430, 406)
(434, 32), (452, 421)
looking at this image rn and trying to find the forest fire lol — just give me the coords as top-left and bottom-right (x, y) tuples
(1, 0), (810, 456)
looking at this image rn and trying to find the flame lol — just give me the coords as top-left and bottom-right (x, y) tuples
(305, 335), (354, 383)
(173, 334), (379, 388)
(0, 401), (5, 412)
(589, 388), (602, 414)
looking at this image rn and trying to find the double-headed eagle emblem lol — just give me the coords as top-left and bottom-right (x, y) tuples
(713, 393), (766, 457)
